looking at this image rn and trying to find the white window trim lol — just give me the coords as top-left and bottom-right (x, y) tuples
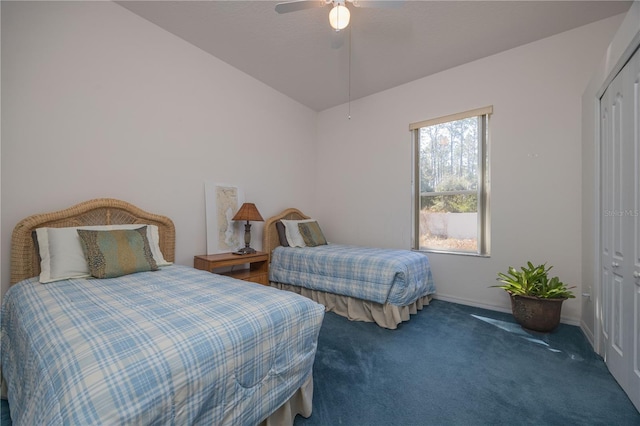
(409, 106), (493, 131)
(411, 106), (492, 256)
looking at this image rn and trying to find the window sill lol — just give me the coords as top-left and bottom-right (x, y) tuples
(413, 249), (490, 258)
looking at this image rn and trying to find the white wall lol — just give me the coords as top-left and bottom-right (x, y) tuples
(581, 2), (640, 348)
(315, 15), (624, 324)
(0, 1), (318, 297)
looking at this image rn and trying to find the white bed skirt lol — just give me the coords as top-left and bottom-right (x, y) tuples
(260, 374), (313, 426)
(270, 282), (432, 329)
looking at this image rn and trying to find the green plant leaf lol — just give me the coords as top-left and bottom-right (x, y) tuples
(492, 261), (574, 299)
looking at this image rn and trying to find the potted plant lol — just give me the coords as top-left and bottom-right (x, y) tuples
(493, 262), (575, 332)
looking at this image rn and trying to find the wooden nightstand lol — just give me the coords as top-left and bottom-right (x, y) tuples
(194, 251), (269, 286)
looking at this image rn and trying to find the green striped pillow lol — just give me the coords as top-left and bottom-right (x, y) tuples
(77, 227), (158, 279)
(298, 221), (327, 247)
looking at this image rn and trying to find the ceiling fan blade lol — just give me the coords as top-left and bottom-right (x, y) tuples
(351, 0), (403, 8)
(275, 0), (326, 14)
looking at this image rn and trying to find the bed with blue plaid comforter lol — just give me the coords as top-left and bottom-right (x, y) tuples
(269, 244), (435, 306)
(1, 265), (325, 425)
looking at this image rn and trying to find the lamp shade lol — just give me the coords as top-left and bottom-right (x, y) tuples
(232, 203), (264, 222)
(329, 4), (350, 31)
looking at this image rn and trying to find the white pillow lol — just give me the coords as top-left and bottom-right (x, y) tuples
(281, 219), (316, 248)
(35, 224), (171, 283)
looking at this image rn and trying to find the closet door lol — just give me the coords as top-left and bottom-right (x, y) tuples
(599, 46), (640, 412)
(631, 46), (640, 413)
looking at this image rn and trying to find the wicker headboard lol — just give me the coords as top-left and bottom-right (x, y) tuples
(262, 208), (310, 261)
(10, 198), (176, 285)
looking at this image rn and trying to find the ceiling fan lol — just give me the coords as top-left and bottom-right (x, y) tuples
(275, 0), (401, 31)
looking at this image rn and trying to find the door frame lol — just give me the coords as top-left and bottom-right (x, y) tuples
(582, 3), (639, 355)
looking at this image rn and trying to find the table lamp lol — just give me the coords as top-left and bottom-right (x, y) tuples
(232, 203), (264, 254)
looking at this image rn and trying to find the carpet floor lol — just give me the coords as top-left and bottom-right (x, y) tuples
(1, 300), (638, 425)
(294, 299), (640, 426)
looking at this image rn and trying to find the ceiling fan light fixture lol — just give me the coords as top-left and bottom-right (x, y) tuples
(329, 4), (350, 31)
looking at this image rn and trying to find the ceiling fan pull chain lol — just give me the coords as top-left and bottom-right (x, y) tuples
(348, 23), (352, 120)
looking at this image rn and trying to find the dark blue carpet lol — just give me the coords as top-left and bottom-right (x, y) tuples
(2, 300), (638, 425)
(295, 300), (640, 426)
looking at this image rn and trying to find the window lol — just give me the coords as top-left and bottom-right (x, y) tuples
(410, 106), (491, 255)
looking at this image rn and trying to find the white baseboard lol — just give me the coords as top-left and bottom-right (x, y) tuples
(432, 293), (581, 327)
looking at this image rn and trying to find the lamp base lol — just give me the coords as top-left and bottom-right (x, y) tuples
(232, 247), (257, 255)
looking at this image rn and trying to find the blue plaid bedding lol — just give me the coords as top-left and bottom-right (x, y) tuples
(269, 244), (436, 306)
(1, 265), (325, 425)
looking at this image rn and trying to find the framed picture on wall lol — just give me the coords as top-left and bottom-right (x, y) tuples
(205, 182), (244, 254)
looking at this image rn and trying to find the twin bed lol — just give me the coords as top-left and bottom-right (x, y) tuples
(263, 208), (436, 330)
(1, 199), (325, 425)
(1, 200), (436, 425)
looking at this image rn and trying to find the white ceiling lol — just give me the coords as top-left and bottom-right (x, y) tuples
(117, 1), (632, 111)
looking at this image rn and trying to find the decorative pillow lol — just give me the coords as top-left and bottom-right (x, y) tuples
(77, 227), (158, 279)
(275, 221), (289, 247)
(35, 224), (170, 283)
(298, 221), (327, 247)
(281, 219), (316, 247)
